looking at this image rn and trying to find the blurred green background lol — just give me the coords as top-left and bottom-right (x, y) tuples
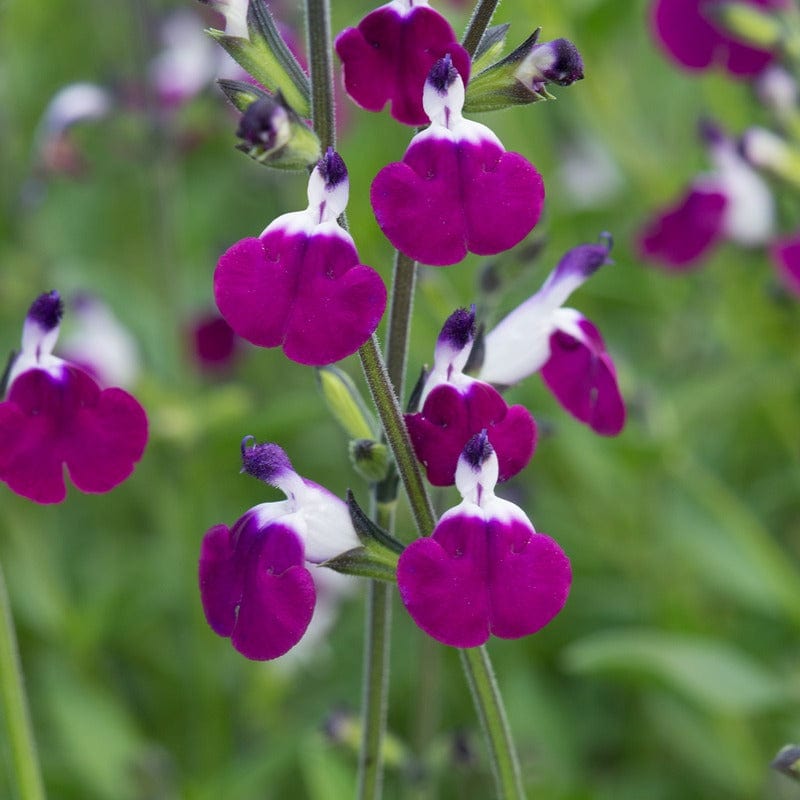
(2, 0), (800, 797)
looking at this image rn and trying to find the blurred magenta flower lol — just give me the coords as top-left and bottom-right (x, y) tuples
(638, 122), (774, 269)
(214, 149), (387, 365)
(0, 291), (148, 504)
(335, 0), (470, 125)
(650, 0), (784, 78)
(479, 235), (626, 436)
(769, 233), (800, 296)
(370, 56), (545, 266)
(406, 307), (536, 486)
(397, 431), (571, 648)
(189, 311), (242, 371)
(199, 438), (361, 660)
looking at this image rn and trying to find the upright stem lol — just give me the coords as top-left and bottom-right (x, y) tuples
(305, 0), (335, 151)
(0, 557), (46, 800)
(461, 0), (502, 57)
(460, 647), (526, 800)
(384, 251), (418, 399)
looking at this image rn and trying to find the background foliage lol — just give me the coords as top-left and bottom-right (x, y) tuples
(1, 0), (799, 797)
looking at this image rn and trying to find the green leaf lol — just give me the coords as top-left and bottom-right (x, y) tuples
(563, 629), (790, 714)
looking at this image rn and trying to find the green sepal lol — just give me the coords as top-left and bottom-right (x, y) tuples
(472, 23), (511, 74)
(207, 0), (309, 117)
(347, 490), (405, 554)
(217, 78), (271, 112)
(704, 2), (786, 51)
(321, 545), (398, 583)
(465, 29), (555, 113)
(317, 366), (379, 440)
(349, 439), (390, 483)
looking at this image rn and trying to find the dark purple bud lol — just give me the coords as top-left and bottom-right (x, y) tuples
(318, 147), (348, 189)
(462, 429), (493, 470)
(428, 54), (459, 95)
(240, 436), (294, 484)
(539, 38), (584, 85)
(438, 306), (476, 351)
(237, 96), (285, 149)
(27, 291), (63, 331)
(772, 745), (800, 780)
(554, 233), (613, 283)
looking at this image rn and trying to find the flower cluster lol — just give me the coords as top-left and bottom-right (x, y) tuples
(0, 291), (148, 504)
(642, 0), (800, 297)
(191, 0), (625, 662)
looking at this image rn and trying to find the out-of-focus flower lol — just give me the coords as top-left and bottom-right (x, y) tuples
(397, 431), (571, 648)
(371, 56), (545, 266)
(769, 232), (800, 296)
(199, 438), (361, 660)
(335, 0), (470, 126)
(0, 291), (148, 504)
(638, 122), (774, 269)
(189, 311), (242, 371)
(405, 307), (536, 486)
(214, 149), (386, 366)
(650, 0), (785, 78)
(60, 294), (141, 389)
(479, 236), (625, 436)
(198, 0), (250, 40)
(33, 82), (113, 176)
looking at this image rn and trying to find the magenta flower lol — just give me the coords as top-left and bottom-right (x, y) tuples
(214, 149), (387, 366)
(650, 0), (784, 78)
(199, 438), (361, 661)
(405, 307), (536, 486)
(335, 0), (470, 126)
(370, 56), (545, 266)
(189, 311), (242, 372)
(638, 122), (774, 270)
(479, 236), (625, 436)
(0, 291), (148, 504)
(397, 431), (571, 648)
(769, 233), (800, 297)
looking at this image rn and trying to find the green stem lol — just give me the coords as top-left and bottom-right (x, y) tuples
(384, 251), (418, 399)
(357, 508), (394, 800)
(460, 647), (526, 800)
(461, 0), (502, 57)
(305, 0), (336, 152)
(0, 557), (46, 800)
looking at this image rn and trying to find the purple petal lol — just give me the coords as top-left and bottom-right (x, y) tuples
(0, 366), (147, 504)
(199, 518), (316, 661)
(371, 136), (544, 266)
(769, 233), (800, 296)
(397, 512), (571, 647)
(190, 312), (240, 370)
(335, 6), (471, 126)
(541, 317), (625, 436)
(405, 381), (536, 486)
(637, 185), (727, 269)
(214, 229), (386, 366)
(650, 0), (782, 78)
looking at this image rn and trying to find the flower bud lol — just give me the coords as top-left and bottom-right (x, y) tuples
(234, 93), (321, 170)
(317, 366), (377, 441)
(465, 29), (584, 113)
(349, 439), (390, 483)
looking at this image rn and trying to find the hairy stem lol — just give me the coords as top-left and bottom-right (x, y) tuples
(461, 0), (502, 57)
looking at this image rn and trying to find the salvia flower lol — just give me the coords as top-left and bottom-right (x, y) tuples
(515, 37), (584, 96)
(371, 56), (545, 266)
(479, 235), (626, 436)
(335, 0), (471, 126)
(198, 0), (250, 40)
(0, 291), (148, 504)
(638, 122), (774, 269)
(405, 307), (536, 486)
(214, 149), (387, 365)
(769, 232), (800, 297)
(650, 0), (785, 78)
(397, 431), (571, 648)
(199, 438), (361, 660)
